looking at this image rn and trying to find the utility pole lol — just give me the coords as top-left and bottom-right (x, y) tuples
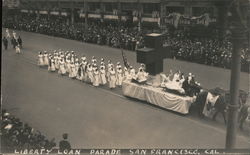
(225, 0), (248, 149)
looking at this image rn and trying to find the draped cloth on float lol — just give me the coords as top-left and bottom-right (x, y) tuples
(122, 80), (195, 114)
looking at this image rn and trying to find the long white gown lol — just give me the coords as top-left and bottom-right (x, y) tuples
(69, 63), (76, 78)
(87, 66), (94, 83)
(93, 70), (100, 87)
(100, 67), (107, 85)
(58, 60), (66, 75)
(50, 59), (56, 72)
(74, 62), (80, 77)
(43, 54), (49, 66)
(116, 68), (123, 86)
(109, 69), (116, 88)
(54, 56), (59, 69)
(38, 54), (44, 66)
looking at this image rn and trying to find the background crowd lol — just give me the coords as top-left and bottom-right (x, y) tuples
(1, 109), (56, 151)
(2, 13), (249, 72)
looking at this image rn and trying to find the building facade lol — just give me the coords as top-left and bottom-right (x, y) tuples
(3, 0), (229, 29)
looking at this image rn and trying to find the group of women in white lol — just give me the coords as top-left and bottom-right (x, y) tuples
(37, 50), (148, 89)
(160, 70), (201, 94)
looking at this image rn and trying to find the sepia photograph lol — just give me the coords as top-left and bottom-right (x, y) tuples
(1, 0), (250, 154)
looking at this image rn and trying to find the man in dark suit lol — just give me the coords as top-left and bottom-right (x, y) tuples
(2, 37), (8, 50)
(59, 133), (71, 152)
(17, 36), (22, 49)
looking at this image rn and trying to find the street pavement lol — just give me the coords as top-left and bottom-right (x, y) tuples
(1, 29), (250, 148)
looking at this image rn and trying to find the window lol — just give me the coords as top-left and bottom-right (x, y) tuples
(143, 3), (160, 14)
(166, 7), (184, 15)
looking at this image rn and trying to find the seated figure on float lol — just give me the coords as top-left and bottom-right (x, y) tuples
(130, 64), (149, 85)
(161, 70), (185, 95)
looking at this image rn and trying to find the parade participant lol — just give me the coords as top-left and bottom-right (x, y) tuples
(15, 44), (21, 54)
(81, 57), (88, 81)
(70, 51), (75, 62)
(6, 28), (11, 38)
(65, 57), (71, 73)
(48, 54), (52, 71)
(99, 63), (107, 85)
(100, 58), (105, 66)
(43, 51), (49, 66)
(128, 66), (136, 80)
(109, 66), (116, 89)
(172, 71), (180, 82)
(50, 57), (56, 72)
(107, 60), (113, 70)
(58, 58), (66, 75)
(123, 67), (129, 80)
(76, 64), (83, 80)
(13, 31), (17, 39)
(2, 37), (8, 50)
(86, 63), (94, 83)
(74, 59), (80, 77)
(54, 53), (60, 70)
(92, 63), (98, 72)
(38, 52), (44, 66)
(116, 65), (123, 86)
(48, 56), (56, 72)
(11, 37), (17, 49)
(17, 36), (22, 49)
(69, 61), (76, 78)
(93, 68), (100, 87)
(107, 60), (113, 81)
(136, 66), (148, 84)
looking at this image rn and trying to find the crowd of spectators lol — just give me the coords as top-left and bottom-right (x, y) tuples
(3, 14), (145, 51)
(164, 31), (249, 72)
(3, 13), (249, 72)
(1, 109), (56, 151)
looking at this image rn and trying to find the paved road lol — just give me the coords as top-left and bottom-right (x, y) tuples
(1, 29), (250, 148)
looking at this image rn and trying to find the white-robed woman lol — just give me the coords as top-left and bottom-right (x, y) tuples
(69, 61), (76, 78)
(87, 64), (94, 83)
(81, 58), (88, 82)
(74, 59), (80, 77)
(43, 51), (49, 66)
(99, 64), (107, 85)
(93, 68), (100, 87)
(48, 55), (52, 71)
(65, 57), (71, 73)
(116, 65), (123, 86)
(109, 66), (116, 89)
(58, 58), (66, 75)
(123, 67), (129, 80)
(49, 56), (56, 72)
(54, 53), (59, 70)
(38, 52), (44, 66)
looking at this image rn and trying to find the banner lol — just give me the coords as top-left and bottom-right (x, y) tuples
(50, 11), (59, 16)
(104, 15), (118, 20)
(88, 14), (101, 18)
(39, 11), (48, 15)
(61, 12), (68, 16)
(162, 12), (216, 27)
(80, 13), (85, 18)
(20, 9), (28, 13)
(142, 17), (159, 23)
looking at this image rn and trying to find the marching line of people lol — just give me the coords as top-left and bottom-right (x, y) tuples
(2, 28), (23, 54)
(37, 50), (148, 89)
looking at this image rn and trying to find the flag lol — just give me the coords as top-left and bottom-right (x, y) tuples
(121, 49), (129, 68)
